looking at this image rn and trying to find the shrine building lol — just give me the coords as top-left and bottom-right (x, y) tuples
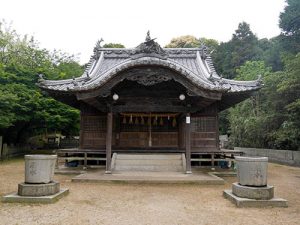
(38, 33), (262, 173)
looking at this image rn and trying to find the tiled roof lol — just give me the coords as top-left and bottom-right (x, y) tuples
(38, 43), (262, 94)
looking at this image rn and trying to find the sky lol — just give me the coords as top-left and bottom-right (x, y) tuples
(0, 0), (286, 64)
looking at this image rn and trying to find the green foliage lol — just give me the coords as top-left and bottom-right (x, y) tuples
(214, 16), (300, 149)
(165, 35), (200, 48)
(50, 61), (83, 80)
(0, 85), (19, 128)
(236, 61), (271, 80)
(165, 35), (219, 51)
(259, 37), (284, 71)
(214, 22), (263, 78)
(280, 0), (300, 36)
(279, 0), (300, 53)
(228, 57), (300, 150)
(0, 22), (82, 143)
(199, 37), (219, 54)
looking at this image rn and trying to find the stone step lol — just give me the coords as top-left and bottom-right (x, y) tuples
(115, 159), (183, 166)
(112, 153), (184, 172)
(114, 165), (184, 172)
(116, 154), (182, 160)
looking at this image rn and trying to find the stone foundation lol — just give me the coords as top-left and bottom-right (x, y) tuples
(18, 181), (60, 197)
(2, 155), (68, 204)
(223, 190), (288, 208)
(224, 156), (288, 207)
(2, 188), (69, 204)
(232, 182), (274, 200)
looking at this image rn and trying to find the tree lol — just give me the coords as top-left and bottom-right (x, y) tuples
(0, 22), (82, 143)
(165, 35), (200, 48)
(103, 43), (125, 48)
(199, 37), (219, 53)
(165, 35), (219, 50)
(270, 54), (300, 149)
(228, 57), (300, 150)
(259, 37), (284, 71)
(279, 0), (300, 53)
(214, 22), (262, 78)
(227, 61), (271, 147)
(279, 0), (300, 37)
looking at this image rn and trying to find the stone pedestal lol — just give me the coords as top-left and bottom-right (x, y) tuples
(2, 154), (68, 204)
(223, 190), (288, 208)
(18, 181), (60, 197)
(232, 182), (274, 200)
(224, 156), (287, 207)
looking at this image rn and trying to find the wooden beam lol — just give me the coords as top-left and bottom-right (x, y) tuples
(185, 113), (192, 173)
(112, 105), (188, 113)
(82, 98), (106, 112)
(105, 112), (113, 173)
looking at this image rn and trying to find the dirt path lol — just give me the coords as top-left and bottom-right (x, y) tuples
(0, 159), (300, 225)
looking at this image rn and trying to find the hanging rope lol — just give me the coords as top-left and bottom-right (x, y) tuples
(120, 113), (179, 127)
(120, 113), (178, 118)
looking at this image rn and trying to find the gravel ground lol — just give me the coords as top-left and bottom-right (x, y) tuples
(0, 158), (300, 225)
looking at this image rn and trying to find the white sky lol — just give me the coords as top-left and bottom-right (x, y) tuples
(0, 0), (286, 64)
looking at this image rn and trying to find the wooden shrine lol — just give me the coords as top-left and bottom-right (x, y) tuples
(38, 32), (262, 172)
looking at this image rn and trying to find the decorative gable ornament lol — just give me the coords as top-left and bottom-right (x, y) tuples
(131, 31), (168, 59)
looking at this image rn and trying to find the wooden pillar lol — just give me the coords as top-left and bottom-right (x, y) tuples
(216, 113), (220, 150)
(79, 112), (84, 149)
(185, 113), (192, 173)
(84, 152), (87, 169)
(105, 112), (113, 173)
(211, 154), (215, 167)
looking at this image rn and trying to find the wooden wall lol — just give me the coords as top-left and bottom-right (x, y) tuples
(80, 103), (107, 150)
(80, 115), (107, 149)
(190, 116), (218, 152)
(190, 104), (219, 152)
(79, 103), (219, 152)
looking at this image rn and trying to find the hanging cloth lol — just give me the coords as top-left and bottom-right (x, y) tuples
(147, 115), (151, 126)
(153, 116), (158, 126)
(172, 116), (177, 127)
(135, 116), (139, 124)
(159, 117), (163, 126)
(141, 116), (145, 125)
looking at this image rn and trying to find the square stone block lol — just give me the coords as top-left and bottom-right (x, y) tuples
(232, 182), (274, 200)
(18, 181), (60, 197)
(2, 188), (69, 204)
(223, 190), (288, 208)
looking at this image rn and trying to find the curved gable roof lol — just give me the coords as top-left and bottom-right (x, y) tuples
(38, 37), (262, 95)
